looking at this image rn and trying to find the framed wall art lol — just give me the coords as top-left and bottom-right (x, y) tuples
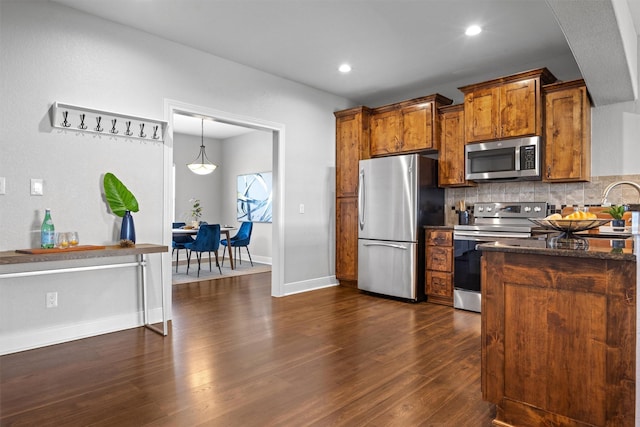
(237, 172), (272, 223)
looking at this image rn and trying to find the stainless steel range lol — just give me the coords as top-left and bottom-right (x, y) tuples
(452, 202), (548, 312)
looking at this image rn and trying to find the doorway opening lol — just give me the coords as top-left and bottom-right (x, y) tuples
(163, 99), (285, 304)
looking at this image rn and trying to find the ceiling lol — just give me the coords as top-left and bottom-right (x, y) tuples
(49, 0), (640, 138)
(173, 113), (256, 140)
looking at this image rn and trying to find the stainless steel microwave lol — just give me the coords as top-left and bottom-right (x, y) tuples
(465, 136), (541, 181)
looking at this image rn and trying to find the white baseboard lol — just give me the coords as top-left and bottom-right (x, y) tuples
(0, 307), (164, 356)
(283, 275), (338, 296)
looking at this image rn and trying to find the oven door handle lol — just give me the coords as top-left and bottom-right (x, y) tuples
(453, 232), (531, 240)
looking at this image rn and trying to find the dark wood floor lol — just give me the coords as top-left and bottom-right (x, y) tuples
(0, 273), (495, 426)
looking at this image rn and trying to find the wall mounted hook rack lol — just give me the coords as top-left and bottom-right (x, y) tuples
(51, 102), (167, 142)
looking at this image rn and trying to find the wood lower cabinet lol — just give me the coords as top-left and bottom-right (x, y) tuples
(438, 104), (475, 187)
(543, 79), (591, 182)
(460, 68), (557, 143)
(370, 94), (452, 156)
(425, 228), (453, 306)
(482, 250), (635, 426)
(335, 197), (358, 284)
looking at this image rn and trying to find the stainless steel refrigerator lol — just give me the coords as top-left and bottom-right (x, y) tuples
(357, 154), (444, 301)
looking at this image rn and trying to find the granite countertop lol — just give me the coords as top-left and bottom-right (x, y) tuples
(423, 225), (454, 230)
(479, 237), (636, 261)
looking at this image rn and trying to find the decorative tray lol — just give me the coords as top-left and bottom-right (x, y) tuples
(16, 245), (106, 254)
(529, 218), (612, 233)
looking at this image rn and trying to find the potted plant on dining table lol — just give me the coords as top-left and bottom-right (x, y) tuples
(189, 198), (202, 228)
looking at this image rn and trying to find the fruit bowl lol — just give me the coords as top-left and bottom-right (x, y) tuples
(529, 218), (613, 250)
(528, 218), (612, 233)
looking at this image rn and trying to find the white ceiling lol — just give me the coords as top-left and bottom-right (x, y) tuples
(50, 0), (640, 137)
(173, 113), (256, 140)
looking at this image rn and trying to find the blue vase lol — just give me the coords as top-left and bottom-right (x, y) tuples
(120, 210), (136, 243)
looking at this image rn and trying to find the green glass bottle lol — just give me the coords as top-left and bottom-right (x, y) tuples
(41, 209), (55, 249)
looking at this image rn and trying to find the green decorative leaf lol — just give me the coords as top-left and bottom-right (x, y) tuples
(605, 205), (626, 220)
(103, 172), (139, 217)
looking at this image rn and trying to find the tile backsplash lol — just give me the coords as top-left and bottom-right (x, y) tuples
(444, 174), (640, 226)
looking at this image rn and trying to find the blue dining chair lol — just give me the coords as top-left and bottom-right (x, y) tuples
(221, 222), (253, 267)
(172, 222), (194, 273)
(184, 224), (222, 277)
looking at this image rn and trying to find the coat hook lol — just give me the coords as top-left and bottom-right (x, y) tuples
(61, 111), (71, 128)
(139, 123), (146, 138)
(152, 125), (159, 140)
(95, 116), (104, 132)
(125, 121), (132, 136)
(110, 119), (119, 134)
(78, 113), (87, 130)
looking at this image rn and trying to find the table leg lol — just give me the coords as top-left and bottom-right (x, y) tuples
(223, 230), (235, 270)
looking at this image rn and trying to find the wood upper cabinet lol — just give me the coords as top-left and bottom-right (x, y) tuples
(438, 104), (475, 187)
(335, 107), (371, 198)
(463, 86), (499, 142)
(401, 102), (434, 151)
(543, 79), (591, 182)
(460, 68), (557, 144)
(370, 94), (452, 156)
(370, 107), (401, 155)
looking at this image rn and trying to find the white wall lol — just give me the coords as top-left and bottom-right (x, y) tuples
(221, 130), (273, 263)
(173, 133), (224, 224)
(589, 37), (640, 177)
(0, 1), (350, 354)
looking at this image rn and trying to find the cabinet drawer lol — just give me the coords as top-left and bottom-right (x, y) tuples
(426, 271), (453, 297)
(426, 229), (452, 246)
(427, 246), (453, 272)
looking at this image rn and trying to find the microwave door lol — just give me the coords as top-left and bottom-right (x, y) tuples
(464, 136), (541, 181)
(466, 147), (516, 180)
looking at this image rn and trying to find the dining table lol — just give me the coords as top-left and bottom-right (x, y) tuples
(171, 225), (237, 270)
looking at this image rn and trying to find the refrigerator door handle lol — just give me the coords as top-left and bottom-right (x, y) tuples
(362, 242), (408, 250)
(358, 169), (365, 230)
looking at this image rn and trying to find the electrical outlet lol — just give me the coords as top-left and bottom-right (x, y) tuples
(299, 203), (305, 214)
(46, 292), (58, 308)
(0, 177), (5, 195)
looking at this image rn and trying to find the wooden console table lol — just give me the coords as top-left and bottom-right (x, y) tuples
(0, 244), (169, 336)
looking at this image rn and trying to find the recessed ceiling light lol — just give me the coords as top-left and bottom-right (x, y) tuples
(338, 63), (352, 73)
(465, 25), (482, 36)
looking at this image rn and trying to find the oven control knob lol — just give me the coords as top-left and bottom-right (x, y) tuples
(486, 207), (492, 212)
(477, 207), (484, 212)
(524, 206), (532, 212)
(534, 206), (542, 212)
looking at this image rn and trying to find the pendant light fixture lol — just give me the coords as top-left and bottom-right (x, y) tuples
(187, 118), (217, 175)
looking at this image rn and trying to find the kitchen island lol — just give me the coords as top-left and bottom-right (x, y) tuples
(480, 237), (636, 427)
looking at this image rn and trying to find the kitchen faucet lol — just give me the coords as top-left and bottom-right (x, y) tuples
(601, 180), (640, 206)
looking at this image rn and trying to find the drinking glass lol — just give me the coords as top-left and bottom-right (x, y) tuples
(56, 232), (69, 249)
(68, 231), (79, 247)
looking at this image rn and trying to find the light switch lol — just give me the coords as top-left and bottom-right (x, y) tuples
(31, 178), (43, 196)
(0, 177), (5, 195)
(299, 203), (305, 214)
